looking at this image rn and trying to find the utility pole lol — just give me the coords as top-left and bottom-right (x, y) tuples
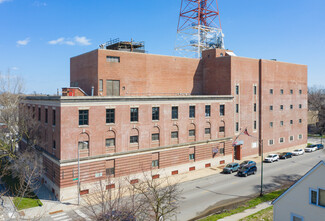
(78, 146), (80, 205)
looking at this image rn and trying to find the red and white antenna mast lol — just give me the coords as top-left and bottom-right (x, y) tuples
(175, 0), (224, 58)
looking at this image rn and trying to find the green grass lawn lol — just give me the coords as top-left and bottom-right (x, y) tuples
(239, 206), (273, 221)
(199, 189), (285, 221)
(1, 164), (42, 210)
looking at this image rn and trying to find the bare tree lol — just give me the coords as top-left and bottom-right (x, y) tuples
(308, 86), (325, 138)
(83, 177), (142, 221)
(130, 170), (182, 221)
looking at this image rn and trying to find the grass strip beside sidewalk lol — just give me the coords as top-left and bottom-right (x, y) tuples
(199, 189), (285, 221)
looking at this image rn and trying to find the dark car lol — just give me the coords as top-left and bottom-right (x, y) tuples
(315, 144), (324, 150)
(279, 152), (293, 159)
(237, 165), (257, 177)
(223, 163), (240, 174)
(239, 160), (256, 169)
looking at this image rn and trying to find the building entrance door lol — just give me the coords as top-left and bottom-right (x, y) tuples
(234, 145), (242, 160)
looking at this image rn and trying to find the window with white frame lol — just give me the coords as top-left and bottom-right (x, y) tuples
(269, 139), (274, 145)
(298, 134), (303, 139)
(289, 136), (294, 141)
(279, 137), (284, 143)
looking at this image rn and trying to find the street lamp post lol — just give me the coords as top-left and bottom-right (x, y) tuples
(77, 145), (80, 205)
(259, 139), (264, 196)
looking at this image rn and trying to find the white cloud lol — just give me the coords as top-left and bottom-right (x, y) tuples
(16, 38), (30, 46)
(0, 0), (12, 4)
(74, 36), (91, 46)
(10, 67), (19, 71)
(48, 36), (91, 46)
(33, 1), (47, 7)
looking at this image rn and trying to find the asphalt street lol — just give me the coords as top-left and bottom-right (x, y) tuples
(177, 149), (325, 220)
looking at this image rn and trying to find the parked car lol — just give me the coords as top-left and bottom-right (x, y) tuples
(279, 152), (293, 159)
(237, 165), (257, 177)
(305, 145), (318, 152)
(223, 163), (240, 174)
(264, 154), (279, 163)
(239, 160), (256, 169)
(292, 149), (304, 156)
(315, 144), (324, 150)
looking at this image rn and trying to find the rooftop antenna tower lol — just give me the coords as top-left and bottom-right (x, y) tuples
(175, 0), (224, 58)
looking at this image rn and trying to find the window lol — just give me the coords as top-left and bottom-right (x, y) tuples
(254, 85), (257, 95)
(99, 79), (103, 91)
(220, 104), (225, 116)
(290, 120), (293, 125)
(205, 105), (211, 117)
(254, 103), (257, 112)
(106, 109), (115, 124)
(279, 137), (284, 143)
(106, 80), (120, 96)
(236, 85), (239, 95)
(189, 129), (195, 137)
(254, 121), (257, 130)
(236, 104), (239, 113)
(299, 104), (302, 109)
(270, 89), (273, 94)
(38, 107), (41, 121)
(152, 133), (159, 141)
(291, 213), (304, 221)
(172, 106), (178, 120)
(79, 110), (89, 126)
(290, 136), (294, 141)
(299, 89), (302, 94)
(130, 108), (138, 122)
(106, 168), (115, 176)
(280, 121), (284, 126)
(152, 107), (159, 121)
(290, 89), (293, 94)
(106, 56), (120, 63)
(270, 122), (273, 128)
(171, 131), (178, 139)
(319, 189), (325, 207)
(269, 139), (274, 145)
(105, 138), (115, 147)
(189, 106), (195, 118)
(280, 89), (283, 94)
(270, 105), (273, 111)
(290, 104), (293, 109)
(52, 109), (56, 126)
(130, 135), (139, 144)
(152, 160), (159, 167)
(299, 119), (302, 123)
(53, 140), (56, 149)
(219, 148), (225, 155)
(205, 128), (211, 135)
(299, 134), (303, 139)
(45, 108), (48, 123)
(32, 107), (35, 119)
(78, 141), (89, 150)
(219, 126), (225, 132)
(189, 153), (195, 160)
(236, 122), (239, 132)
(280, 105), (284, 110)
(310, 189), (317, 205)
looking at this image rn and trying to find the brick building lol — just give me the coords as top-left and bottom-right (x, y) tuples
(22, 47), (307, 200)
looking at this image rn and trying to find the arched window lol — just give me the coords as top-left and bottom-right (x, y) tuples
(105, 130), (116, 154)
(204, 122), (211, 139)
(78, 132), (90, 157)
(171, 125), (179, 145)
(151, 126), (160, 147)
(129, 128), (139, 149)
(188, 123), (196, 142)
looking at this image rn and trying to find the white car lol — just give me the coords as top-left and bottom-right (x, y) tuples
(305, 145), (317, 152)
(264, 154), (279, 163)
(292, 149), (304, 155)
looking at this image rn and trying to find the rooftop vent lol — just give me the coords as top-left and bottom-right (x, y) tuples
(99, 38), (145, 53)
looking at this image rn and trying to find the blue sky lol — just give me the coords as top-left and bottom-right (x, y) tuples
(0, 0), (324, 94)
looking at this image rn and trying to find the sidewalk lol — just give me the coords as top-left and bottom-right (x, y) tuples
(218, 202), (272, 221)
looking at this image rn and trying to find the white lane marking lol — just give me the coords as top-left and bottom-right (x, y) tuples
(75, 209), (91, 220)
(51, 213), (66, 218)
(59, 219), (72, 221)
(53, 215), (70, 220)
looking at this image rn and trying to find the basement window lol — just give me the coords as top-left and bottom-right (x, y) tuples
(106, 56), (120, 63)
